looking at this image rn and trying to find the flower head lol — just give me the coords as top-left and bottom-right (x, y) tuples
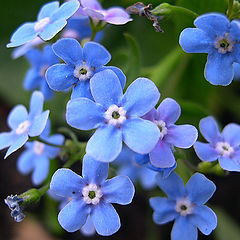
(150, 172), (217, 240)
(0, 91), (49, 158)
(179, 13), (240, 85)
(7, 0), (80, 48)
(50, 155), (135, 236)
(194, 116), (240, 172)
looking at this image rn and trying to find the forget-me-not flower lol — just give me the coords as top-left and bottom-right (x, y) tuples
(66, 69), (160, 162)
(24, 45), (59, 100)
(194, 116), (240, 172)
(179, 13), (240, 85)
(17, 121), (64, 185)
(0, 91), (49, 159)
(142, 98), (198, 168)
(7, 0), (80, 48)
(150, 172), (217, 240)
(46, 38), (126, 99)
(50, 155), (135, 236)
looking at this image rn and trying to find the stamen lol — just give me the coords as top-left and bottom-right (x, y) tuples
(175, 197), (193, 216)
(82, 184), (102, 205)
(74, 64), (92, 81)
(154, 120), (168, 139)
(214, 34), (233, 54)
(215, 141), (234, 157)
(105, 105), (126, 126)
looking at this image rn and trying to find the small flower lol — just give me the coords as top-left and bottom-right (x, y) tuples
(46, 38), (126, 99)
(150, 172), (217, 240)
(0, 91), (49, 158)
(24, 45), (59, 100)
(50, 155), (135, 236)
(7, 0), (80, 48)
(179, 13), (240, 85)
(194, 116), (240, 172)
(17, 121), (64, 185)
(143, 98), (198, 168)
(66, 69), (160, 162)
(77, 0), (132, 25)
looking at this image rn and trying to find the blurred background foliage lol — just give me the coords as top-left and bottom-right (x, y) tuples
(0, 0), (240, 240)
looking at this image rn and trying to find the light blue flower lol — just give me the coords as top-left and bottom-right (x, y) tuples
(150, 172), (217, 240)
(142, 98), (198, 169)
(24, 45), (59, 100)
(50, 155), (135, 236)
(66, 69), (160, 162)
(0, 91), (49, 159)
(17, 121), (64, 185)
(194, 116), (240, 172)
(7, 0), (80, 48)
(46, 38), (125, 100)
(179, 13), (240, 85)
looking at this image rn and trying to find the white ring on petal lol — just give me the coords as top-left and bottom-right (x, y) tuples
(215, 141), (234, 157)
(82, 184), (102, 205)
(105, 104), (126, 126)
(34, 17), (51, 32)
(16, 120), (31, 135)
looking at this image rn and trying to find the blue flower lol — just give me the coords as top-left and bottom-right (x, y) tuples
(66, 69), (160, 162)
(24, 45), (59, 100)
(233, 62), (240, 80)
(194, 116), (240, 172)
(50, 155), (135, 236)
(179, 13), (240, 85)
(0, 91), (49, 159)
(150, 172), (217, 240)
(17, 121), (64, 185)
(142, 98), (198, 168)
(7, 0), (80, 48)
(46, 38), (125, 100)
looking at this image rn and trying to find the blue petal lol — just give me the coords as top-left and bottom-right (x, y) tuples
(122, 118), (160, 154)
(199, 116), (222, 144)
(165, 124), (198, 148)
(102, 176), (135, 205)
(122, 78), (160, 117)
(40, 80), (54, 100)
(50, 168), (85, 198)
(194, 142), (219, 162)
(86, 125), (122, 162)
(37, 2), (59, 20)
(90, 70), (123, 108)
(155, 172), (185, 199)
(149, 197), (177, 224)
(189, 205), (217, 235)
(71, 81), (93, 100)
(40, 19), (67, 41)
(58, 199), (89, 232)
(222, 123), (240, 147)
(46, 64), (76, 91)
(82, 155), (108, 185)
(233, 62), (240, 80)
(44, 134), (64, 158)
(0, 132), (15, 150)
(66, 98), (105, 130)
(205, 51), (234, 85)
(7, 23), (37, 48)
(42, 44), (59, 64)
(219, 156), (240, 172)
(17, 150), (35, 174)
(32, 155), (49, 185)
(139, 168), (157, 189)
(83, 41), (111, 68)
(179, 28), (212, 53)
(28, 110), (49, 137)
(29, 91), (44, 120)
(5, 134), (29, 159)
(25, 48), (43, 66)
(91, 202), (120, 236)
(24, 69), (41, 90)
(171, 217), (198, 240)
(52, 38), (83, 65)
(185, 173), (216, 204)
(81, 215), (95, 236)
(7, 105), (28, 130)
(149, 140), (175, 168)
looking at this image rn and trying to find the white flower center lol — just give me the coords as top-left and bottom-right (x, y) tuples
(215, 141), (234, 157)
(15, 120), (31, 135)
(214, 34), (234, 54)
(175, 198), (194, 216)
(33, 141), (45, 155)
(105, 104), (126, 126)
(82, 184), (102, 205)
(74, 64), (93, 81)
(154, 120), (168, 139)
(34, 17), (51, 32)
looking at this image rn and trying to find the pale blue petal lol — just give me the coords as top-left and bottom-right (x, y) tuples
(44, 134), (64, 158)
(82, 155), (108, 185)
(17, 150), (35, 175)
(24, 69), (41, 90)
(139, 168), (157, 189)
(194, 142), (219, 162)
(104, 7), (132, 25)
(71, 81), (93, 100)
(29, 91), (44, 119)
(0, 132), (15, 150)
(91, 202), (120, 236)
(7, 105), (28, 130)
(86, 125), (122, 162)
(142, 108), (157, 121)
(219, 156), (240, 172)
(81, 0), (102, 10)
(37, 2), (59, 20)
(233, 62), (240, 80)
(186, 173), (216, 204)
(40, 80), (54, 100)
(32, 155), (49, 185)
(81, 215), (95, 236)
(66, 98), (105, 130)
(102, 176), (135, 205)
(122, 118), (160, 154)
(122, 78), (160, 117)
(222, 123), (240, 147)
(25, 48), (43, 66)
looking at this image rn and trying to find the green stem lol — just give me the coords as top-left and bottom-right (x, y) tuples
(29, 137), (65, 148)
(227, 0), (234, 18)
(58, 127), (78, 143)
